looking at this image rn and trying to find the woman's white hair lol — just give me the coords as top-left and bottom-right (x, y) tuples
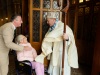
(15, 34), (24, 44)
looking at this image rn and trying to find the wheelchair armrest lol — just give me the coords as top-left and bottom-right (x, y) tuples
(18, 60), (32, 67)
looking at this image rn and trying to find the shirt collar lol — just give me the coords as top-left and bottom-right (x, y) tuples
(11, 23), (16, 30)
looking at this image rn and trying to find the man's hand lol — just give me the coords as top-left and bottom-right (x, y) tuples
(63, 33), (69, 41)
(23, 46), (32, 51)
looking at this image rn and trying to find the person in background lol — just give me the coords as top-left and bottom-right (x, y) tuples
(16, 34), (44, 75)
(0, 14), (31, 75)
(35, 12), (79, 75)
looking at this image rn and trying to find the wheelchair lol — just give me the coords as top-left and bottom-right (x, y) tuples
(15, 60), (36, 75)
(11, 50), (49, 75)
(12, 50), (35, 75)
(15, 60), (50, 75)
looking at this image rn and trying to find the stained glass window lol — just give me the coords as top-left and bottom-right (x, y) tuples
(42, 12), (49, 39)
(31, 0), (61, 42)
(94, 6), (99, 13)
(78, 8), (83, 16)
(85, 7), (90, 14)
(43, 0), (50, 9)
(33, 0), (40, 8)
(32, 11), (40, 42)
(53, 0), (60, 9)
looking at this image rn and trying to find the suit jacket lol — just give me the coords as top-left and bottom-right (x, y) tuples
(0, 22), (23, 57)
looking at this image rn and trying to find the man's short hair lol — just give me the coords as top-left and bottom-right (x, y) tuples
(10, 14), (21, 22)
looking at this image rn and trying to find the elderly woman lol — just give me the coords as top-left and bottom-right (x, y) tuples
(16, 34), (44, 75)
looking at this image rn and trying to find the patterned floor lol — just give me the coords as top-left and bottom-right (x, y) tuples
(8, 53), (91, 75)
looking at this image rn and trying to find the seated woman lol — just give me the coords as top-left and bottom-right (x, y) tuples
(15, 34), (44, 75)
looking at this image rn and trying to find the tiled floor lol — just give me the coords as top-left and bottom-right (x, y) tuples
(8, 54), (92, 75)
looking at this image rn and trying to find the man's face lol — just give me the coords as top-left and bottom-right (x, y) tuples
(47, 18), (56, 26)
(14, 16), (23, 27)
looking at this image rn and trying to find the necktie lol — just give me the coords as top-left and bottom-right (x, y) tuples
(13, 30), (16, 42)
